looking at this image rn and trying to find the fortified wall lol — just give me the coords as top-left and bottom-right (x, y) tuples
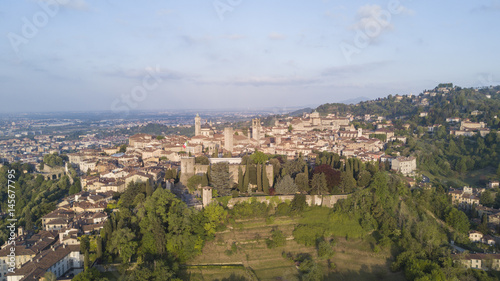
(225, 194), (348, 209)
(199, 186), (348, 209)
(180, 157), (274, 187)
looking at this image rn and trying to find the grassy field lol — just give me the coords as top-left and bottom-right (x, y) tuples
(422, 166), (496, 189)
(182, 216), (405, 281)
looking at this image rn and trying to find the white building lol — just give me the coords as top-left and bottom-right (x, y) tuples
(391, 156), (417, 176)
(7, 243), (82, 281)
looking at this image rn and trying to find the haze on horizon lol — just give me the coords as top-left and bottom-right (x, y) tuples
(1, 0), (500, 114)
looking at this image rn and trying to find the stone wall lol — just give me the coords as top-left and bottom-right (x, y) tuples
(224, 194), (348, 209)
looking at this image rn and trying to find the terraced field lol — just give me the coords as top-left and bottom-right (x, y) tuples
(182, 217), (405, 281)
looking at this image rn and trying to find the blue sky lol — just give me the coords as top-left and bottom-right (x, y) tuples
(1, 0), (500, 113)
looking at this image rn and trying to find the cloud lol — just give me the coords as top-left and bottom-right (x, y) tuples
(268, 33), (286, 40)
(227, 76), (318, 87)
(471, 1), (500, 13)
(157, 9), (174, 16)
(321, 61), (389, 77)
(351, 4), (393, 31)
(39, 0), (89, 11)
(105, 66), (194, 82)
(324, 5), (347, 20)
(224, 34), (245, 40)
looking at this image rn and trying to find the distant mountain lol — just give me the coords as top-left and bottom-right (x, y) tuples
(288, 107), (313, 117)
(338, 96), (371, 105)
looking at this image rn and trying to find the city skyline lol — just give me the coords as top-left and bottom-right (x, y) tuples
(1, 0), (500, 113)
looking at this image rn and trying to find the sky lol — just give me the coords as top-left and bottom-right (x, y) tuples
(1, 0), (500, 114)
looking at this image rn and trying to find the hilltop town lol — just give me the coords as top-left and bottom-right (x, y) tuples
(1, 84), (500, 280)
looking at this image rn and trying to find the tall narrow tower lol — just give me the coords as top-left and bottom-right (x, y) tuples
(195, 114), (201, 136)
(252, 118), (261, 141)
(224, 127), (234, 153)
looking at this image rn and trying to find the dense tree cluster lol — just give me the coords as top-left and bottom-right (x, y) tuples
(0, 163), (80, 244)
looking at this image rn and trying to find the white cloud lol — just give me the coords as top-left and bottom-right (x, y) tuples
(224, 34), (245, 40)
(39, 0), (89, 11)
(105, 66), (193, 82)
(228, 76), (318, 87)
(157, 9), (174, 16)
(322, 61), (389, 77)
(351, 4), (393, 31)
(268, 33), (286, 40)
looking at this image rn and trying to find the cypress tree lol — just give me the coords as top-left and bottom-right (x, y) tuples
(243, 164), (249, 193)
(257, 164), (263, 192)
(201, 173), (209, 186)
(96, 236), (103, 259)
(145, 180), (153, 197)
(262, 165), (270, 194)
(84, 249), (90, 271)
(238, 166), (243, 191)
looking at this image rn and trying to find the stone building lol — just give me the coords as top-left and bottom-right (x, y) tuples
(391, 156), (416, 176)
(252, 119), (261, 141)
(224, 127), (234, 152)
(195, 114), (201, 137)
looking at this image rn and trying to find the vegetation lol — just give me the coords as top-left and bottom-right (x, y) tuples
(0, 163), (80, 245)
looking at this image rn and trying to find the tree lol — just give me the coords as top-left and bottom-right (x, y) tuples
(84, 249), (90, 270)
(195, 156), (210, 165)
(242, 164), (250, 193)
(145, 180), (153, 197)
(269, 158), (281, 180)
(478, 214), (489, 235)
(283, 158), (307, 179)
(69, 180), (81, 195)
(109, 227), (137, 263)
(291, 194), (307, 213)
(295, 172), (310, 193)
(275, 175), (298, 194)
(444, 207), (470, 233)
(339, 171), (357, 194)
(80, 235), (90, 254)
(313, 165), (341, 193)
(310, 173), (328, 195)
(44, 272), (57, 281)
(96, 236), (103, 259)
(480, 190), (495, 207)
(257, 164), (263, 192)
(24, 208), (33, 231)
(73, 268), (108, 281)
(251, 151), (269, 164)
(317, 239), (335, 259)
(237, 166), (244, 192)
(357, 170), (371, 187)
(266, 228), (286, 248)
(119, 144), (127, 153)
(187, 175), (203, 192)
(262, 165), (270, 194)
(210, 162), (232, 196)
(203, 203), (227, 237)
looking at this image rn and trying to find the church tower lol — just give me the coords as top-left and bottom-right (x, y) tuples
(224, 127), (234, 153)
(195, 114), (201, 136)
(252, 118), (261, 141)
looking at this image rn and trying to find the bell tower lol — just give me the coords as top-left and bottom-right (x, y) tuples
(195, 114), (201, 136)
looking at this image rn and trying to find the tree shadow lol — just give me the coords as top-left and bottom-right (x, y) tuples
(325, 263), (405, 281)
(213, 273), (250, 281)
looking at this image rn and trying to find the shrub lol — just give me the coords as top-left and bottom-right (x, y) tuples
(275, 202), (291, 216)
(317, 239), (335, 259)
(293, 225), (324, 246)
